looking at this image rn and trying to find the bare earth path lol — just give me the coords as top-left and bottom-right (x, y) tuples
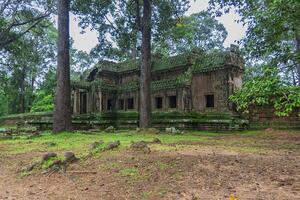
(0, 130), (299, 200)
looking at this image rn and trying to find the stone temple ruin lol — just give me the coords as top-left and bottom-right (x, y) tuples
(70, 45), (247, 130)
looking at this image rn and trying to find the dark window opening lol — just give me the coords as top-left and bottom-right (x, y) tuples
(127, 98), (134, 109)
(107, 99), (113, 110)
(119, 99), (124, 110)
(155, 97), (163, 109)
(205, 95), (214, 108)
(168, 96), (177, 108)
(80, 92), (87, 114)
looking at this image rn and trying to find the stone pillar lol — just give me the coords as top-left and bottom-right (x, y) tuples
(73, 90), (80, 114)
(98, 91), (102, 113)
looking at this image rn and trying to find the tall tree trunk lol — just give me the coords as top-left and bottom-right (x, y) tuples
(53, 0), (72, 132)
(139, 0), (151, 128)
(295, 32), (300, 85)
(131, 39), (137, 59)
(132, 0), (140, 59)
(20, 66), (26, 113)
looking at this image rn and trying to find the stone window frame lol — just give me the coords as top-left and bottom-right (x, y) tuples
(168, 95), (177, 109)
(204, 93), (215, 108)
(155, 96), (163, 110)
(127, 97), (134, 110)
(118, 99), (125, 110)
(107, 99), (113, 110)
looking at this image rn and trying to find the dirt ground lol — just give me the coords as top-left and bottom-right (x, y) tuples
(0, 129), (299, 200)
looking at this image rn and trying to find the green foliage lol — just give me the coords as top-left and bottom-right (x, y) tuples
(152, 53), (191, 71)
(41, 156), (64, 170)
(155, 11), (228, 54)
(73, 0), (190, 60)
(230, 66), (300, 116)
(209, 0), (300, 83)
(192, 50), (226, 71)
(273, 86), (300, 117)
(118, 81), (139, 92)
(0, 90), (8, 117)
(30, 91), (54, 113)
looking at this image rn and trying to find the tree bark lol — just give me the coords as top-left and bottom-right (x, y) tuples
(20, 66), (26, 113)
(53, 0), (72, 132)
(295, 31), (300, 85)
(139, 0), (152, 128)
(131, 0), (141, 59)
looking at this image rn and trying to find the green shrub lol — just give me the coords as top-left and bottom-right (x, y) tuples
(30, 91), (54, 113)
(230, 66), (300, 117)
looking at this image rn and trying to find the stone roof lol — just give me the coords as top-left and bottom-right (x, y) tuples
(93, 53), (194, 74)
(76, 46), (244, 87)
(91, 48), (243, 75)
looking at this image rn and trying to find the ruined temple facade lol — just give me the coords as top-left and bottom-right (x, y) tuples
(71, 45), (244, 115)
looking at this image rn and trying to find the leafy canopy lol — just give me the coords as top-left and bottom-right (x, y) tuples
(230, 66), (300, 117)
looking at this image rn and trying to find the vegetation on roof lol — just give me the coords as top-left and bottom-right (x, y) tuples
(71, 72), (191, 92)
(151, 53), (193, 71)
(94, 52), (197, 73)
(72, 49), (243, 91)
(92, 49), (242, 76)
(192, 50), (227, 72)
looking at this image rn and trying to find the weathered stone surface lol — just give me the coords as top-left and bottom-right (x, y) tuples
(42, 152), (57, 162)
(131, 141), (147, 149)
(131, 141), (151, 154)
(64, 152), (78, 162)
(22, 161), (40, 172)
(89, 140), (104, 150)
(151, 137), (161, 144)
(106, 141), (120, 150)
(165, 127), (180, 134)
(105, 126), (115, 133)
(143, 146), (151, 154)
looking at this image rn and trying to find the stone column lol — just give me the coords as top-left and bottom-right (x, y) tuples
(98, 91), (102, 113)
(73, 90), (80, 114)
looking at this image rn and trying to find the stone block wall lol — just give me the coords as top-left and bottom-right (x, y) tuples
(247, 107), (300, 129)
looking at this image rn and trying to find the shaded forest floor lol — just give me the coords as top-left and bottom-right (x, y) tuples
(0, 129), (299, 200)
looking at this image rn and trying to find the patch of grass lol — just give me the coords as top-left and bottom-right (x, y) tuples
(19, 170), (32, 178)
(41, 156), (64, 170)
(0, 125), (17, 129)
(99, 162), (121, 171)
(0, 130), (211, 155)
(141, 191), (150, 200)
(156, 161), (171, 170)
(119, 167), (139, 177)
(0, 129), (298, 156)
(157, 187), (169, 197)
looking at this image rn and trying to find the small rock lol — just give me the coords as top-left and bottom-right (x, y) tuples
(131, 141), (147, 149)
(136, 127), (141, 132)
(22, 162), (40, 172)
(105, 126), (115, 133)
(165, 127), (180, 134)
(151, 137), (161, 144)
(42, 152), (57, 162)
(106, 141), (120, 150)
(98, 140), (104, 144)
(64, 152), (78, 162)
(89, 142), (99, 150)
(131, 141), (151, 154)
(89, 140), (104, 150)
(147, 128), (160, 134)
(143, 146), (151, 154)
